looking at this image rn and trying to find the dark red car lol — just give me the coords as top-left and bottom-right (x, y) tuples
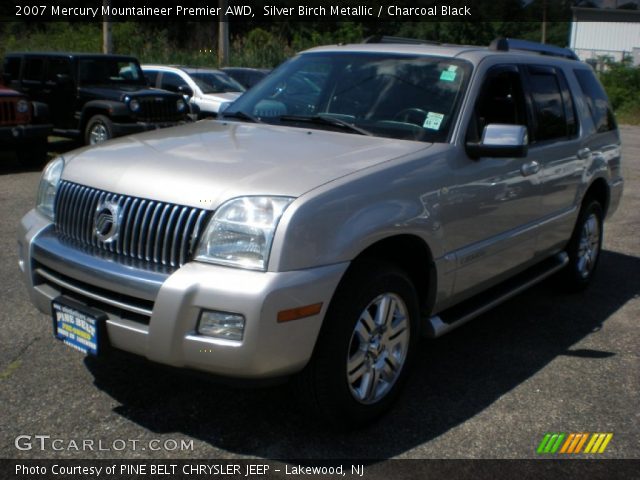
(0, 84), (51, 164)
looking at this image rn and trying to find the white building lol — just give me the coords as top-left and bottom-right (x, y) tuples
(570, 7), (640, 65)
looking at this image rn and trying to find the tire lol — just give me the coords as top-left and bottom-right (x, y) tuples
(297, 262), (420, 428)
(84, 114), (113, 145)
(560, 200), (604, 292)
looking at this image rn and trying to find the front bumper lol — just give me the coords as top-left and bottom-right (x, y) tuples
(0, 124), (51, 144)
(18, 209), (348, 379)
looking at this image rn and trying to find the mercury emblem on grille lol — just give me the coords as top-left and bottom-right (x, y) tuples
(93, 200), (120, 243)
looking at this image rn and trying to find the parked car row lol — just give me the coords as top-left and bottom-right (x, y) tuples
(1, 52), (272, 159)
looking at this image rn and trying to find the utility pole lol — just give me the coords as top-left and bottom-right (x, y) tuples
(102, 0), (112, 53)
(541, 0), (547, 44)
(218, 0), (229, 67)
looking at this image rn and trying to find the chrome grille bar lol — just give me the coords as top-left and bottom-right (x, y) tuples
(54, 181), (211, 269)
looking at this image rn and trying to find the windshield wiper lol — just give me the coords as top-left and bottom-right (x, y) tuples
(221, 110), (263, 123)
(278, 114), (372, 136)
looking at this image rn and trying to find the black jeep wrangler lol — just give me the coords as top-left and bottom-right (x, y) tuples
(2, 53), (188, 145)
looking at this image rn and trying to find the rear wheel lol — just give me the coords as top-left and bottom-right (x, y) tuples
(561, 200), (604, 291)
(297, 263), (419, 428)
(85, 114), (113, 145)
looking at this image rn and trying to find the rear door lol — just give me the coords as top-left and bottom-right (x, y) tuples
(42, 56), (75, 129)
(18, 56), (45, 100)
(521, 65), (583, 256)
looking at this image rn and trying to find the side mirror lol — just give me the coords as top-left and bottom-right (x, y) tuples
(466, 124), (528, 159)
(178, 85), (193, 97)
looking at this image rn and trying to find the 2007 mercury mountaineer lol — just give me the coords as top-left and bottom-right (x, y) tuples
(18, 38), (623, 427)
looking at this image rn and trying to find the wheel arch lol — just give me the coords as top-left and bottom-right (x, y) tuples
(583, 177), (610, 216)
(345, 234), (437, 320)
(80, 101), (128, 132)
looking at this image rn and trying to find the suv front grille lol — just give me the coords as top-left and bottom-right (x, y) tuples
(136, 97), (181, 122)
(54, 181), (211, 268)
(0, 98), (17, 126)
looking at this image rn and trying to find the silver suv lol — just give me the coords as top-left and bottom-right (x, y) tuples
(18, 38), (623, 427)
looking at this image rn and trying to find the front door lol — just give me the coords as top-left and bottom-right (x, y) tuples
(446, 65), (542, 298)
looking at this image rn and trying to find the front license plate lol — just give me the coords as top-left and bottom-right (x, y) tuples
(52, 298), (106, 356)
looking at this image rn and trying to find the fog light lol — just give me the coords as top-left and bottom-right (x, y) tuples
(198, 310), (245, 341)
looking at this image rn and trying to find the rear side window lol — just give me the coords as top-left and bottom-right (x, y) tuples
(527, 66), (568, 142)
(45, 58), (72, 83)
(23, 58), (44, 82)
(574, 69), (616, 133)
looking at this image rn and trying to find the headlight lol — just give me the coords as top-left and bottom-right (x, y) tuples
(16, 99), (30, 113)
(176, 99), (186, 112)
(36, 157), (65, 221)
(195, 196), (294, 271)
(129, 98), (140, 112)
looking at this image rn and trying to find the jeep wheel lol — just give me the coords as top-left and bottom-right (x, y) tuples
(561, 200), (604, 291)
(85, 115), (113, 145)
(298, 263), (419, 428)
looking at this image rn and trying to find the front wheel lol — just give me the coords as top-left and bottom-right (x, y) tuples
(84, 114), (113, 145)
(561, 200), (604, 291)
(297, 263), (419, 428)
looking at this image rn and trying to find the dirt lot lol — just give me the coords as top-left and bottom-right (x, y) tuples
(0, 128), (638, 460)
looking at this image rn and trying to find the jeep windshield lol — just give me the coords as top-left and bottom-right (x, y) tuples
(77, 58), (146, 86)
(224, 52), (471, 142)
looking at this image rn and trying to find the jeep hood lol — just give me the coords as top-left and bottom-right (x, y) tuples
(62, 121), (431, 209)
(201, 92), (242, 103)
(79, 85), (179, 102)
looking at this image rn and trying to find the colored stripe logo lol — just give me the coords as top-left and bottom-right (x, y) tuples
(537, 433), (613, 454)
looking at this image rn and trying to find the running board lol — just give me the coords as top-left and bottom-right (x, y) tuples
(424, 252), (569, 338)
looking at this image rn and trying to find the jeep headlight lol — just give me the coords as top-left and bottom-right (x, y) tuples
(129, 98), (141, 112)
(36, 157), (65, 221)
(196, 196), (294, 271)
(16, 99), (30, 113)
(177, 98), (186, 112)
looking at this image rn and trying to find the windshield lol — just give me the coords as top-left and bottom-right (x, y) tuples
(189, 71), (245, 94)
(78, 59), (146, 86)
(226, 52), (471, 142)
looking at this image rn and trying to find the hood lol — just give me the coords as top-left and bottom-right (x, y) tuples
(201, 91), (242, 103)
(79, 85), (180, 102)
(0, 86), (23, 97)
(63, 121), (430, 209)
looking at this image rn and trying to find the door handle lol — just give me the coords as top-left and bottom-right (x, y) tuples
(521, 161), (540, 177)
(577, 147), (591, 159)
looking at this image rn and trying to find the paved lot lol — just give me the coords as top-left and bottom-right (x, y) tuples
(0, 129), (638, 460)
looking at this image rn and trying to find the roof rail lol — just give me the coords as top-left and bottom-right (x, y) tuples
(362, 35), (441, 46)
(489, 38), (579, 61)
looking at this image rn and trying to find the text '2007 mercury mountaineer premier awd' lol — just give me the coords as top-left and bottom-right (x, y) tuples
(18, 38), (623, 427)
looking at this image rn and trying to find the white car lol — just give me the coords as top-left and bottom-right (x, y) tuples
(142, 65), (245, 118)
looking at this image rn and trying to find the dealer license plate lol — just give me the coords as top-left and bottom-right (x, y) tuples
(52, 298), (106, 356)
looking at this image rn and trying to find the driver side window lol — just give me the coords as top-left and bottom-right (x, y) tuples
(467, 66), (528, 143)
